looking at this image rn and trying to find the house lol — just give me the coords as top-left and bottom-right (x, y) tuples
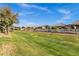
(13, 26), (21, 30)
(49, 21), (79, 33)
(25, 27), (34, 32)
(52, 23), (66, 32)
(21, 27), (25, 31)
(65, 20), (79, 33)
(24, 20), (79, 33)
(52, 20), (79, 33)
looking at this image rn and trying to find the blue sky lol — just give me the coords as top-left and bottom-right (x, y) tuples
(0, 3), (79, 27)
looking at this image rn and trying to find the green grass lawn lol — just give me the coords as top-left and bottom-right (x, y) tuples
(0, 31), (79, 56)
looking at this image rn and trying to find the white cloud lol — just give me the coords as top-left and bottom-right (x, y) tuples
(55, 9), (72, 24)
(58, 9), (71, 15)
(26, 22), (39, 27)
(14, 19), (38, 27)
(63, 14), (71, 20)
(18, 3), (31, 7)
(56, 15), (71, 23)
(18, 3), (52, 13)
(19, 12), (34, 17)
(19, 13), (24, 16)
(26, 22), (35, 26)
(55, 12), (72, 23)
(31, 5), (51, 13)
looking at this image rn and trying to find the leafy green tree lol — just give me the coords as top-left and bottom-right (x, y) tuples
(0, 7), (18, 34)
(44, 25), (50, 29)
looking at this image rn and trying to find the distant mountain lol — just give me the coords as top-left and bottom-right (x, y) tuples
(54, 23), (66, 26)
(72, 20), (79, 25)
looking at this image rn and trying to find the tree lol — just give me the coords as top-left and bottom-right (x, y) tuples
(0, 7), (18, 34)
(44, 25), (50, 29)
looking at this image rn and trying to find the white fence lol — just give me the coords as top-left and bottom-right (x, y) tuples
(34, 29), (79, 34)
(52, 29), (79, 33)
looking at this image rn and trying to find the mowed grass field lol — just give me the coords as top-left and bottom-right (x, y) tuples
(0, 31), (79, 56)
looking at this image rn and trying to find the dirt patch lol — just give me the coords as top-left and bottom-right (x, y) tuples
(0, 43), (16, 56)
(0, 33), (12, 38)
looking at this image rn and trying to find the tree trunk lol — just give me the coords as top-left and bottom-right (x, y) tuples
(5, 26), (9, 35)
